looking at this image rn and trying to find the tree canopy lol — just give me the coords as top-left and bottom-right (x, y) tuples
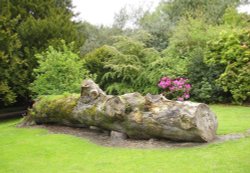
(0, 0), (84, 106)
(1, 0), (249, 106)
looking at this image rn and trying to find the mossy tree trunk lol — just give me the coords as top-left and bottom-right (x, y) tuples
(23, 80), (218, 142)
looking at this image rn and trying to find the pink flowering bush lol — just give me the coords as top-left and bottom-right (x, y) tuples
(158, 77), (191, 101)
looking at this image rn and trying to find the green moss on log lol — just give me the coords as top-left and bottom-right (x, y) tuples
(30, 94), (80, 122)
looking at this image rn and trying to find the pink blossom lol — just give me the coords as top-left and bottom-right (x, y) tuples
(173, 80), (180, 86)
(158, 76), (191, 101)
(158, 81), (166, 89)
(184, 94), (190, 99)
(161, 77), (169, 81)
(169, 86), (175, 91)
(185, 84), (191, 90)
(177, 97), (184, 101)
(165, 79), (171, 86)
(159, 78), (171, 89)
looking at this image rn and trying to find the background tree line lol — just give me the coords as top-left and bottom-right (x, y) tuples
(0, 0), (249, 108)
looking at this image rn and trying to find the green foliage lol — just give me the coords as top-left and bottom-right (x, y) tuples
(112, 6), (130, 30)
(163, 0), (239, 24)
(127, 30), (154, 48)
(0, 0), (84, 106)
(139, 9), (171, 51)
(206, 29), (250, 104)
(79, 0), (248, 104)
(168, 8), (250, 103)
(79, 22), (121, 56)
(15, 1), (84, 75)
(99, 37), (144, 94)
(160, 12), (250, 103)
(84, 45), (118, 86)
(0, 82), (16, 106)
(187, 52), (229, 103)
(1, 0), (249, 106)
(222, 7), (250, 27)
(139, 0), (239, 50)
(134, 54), (188, 95)
(112, 36), (145, 56)
(102, 54), (142, 94)
(30, 41), (91, 96)
(18, 14), (81, 50)
(0, 15), (28, 106)
(84, 36), (163, 95)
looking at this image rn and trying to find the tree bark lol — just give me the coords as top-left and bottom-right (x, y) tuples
(24, 79), (218, 142)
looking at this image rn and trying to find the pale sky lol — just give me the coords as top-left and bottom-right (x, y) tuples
(72, 0), (250, 26)
(72, 0), (161, 26)
(238, 4), (250, 14)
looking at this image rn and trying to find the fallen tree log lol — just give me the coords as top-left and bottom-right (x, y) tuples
(22, 79), (218, 142)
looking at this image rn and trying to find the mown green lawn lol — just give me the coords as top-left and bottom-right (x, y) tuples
(211, 105), (250, 134)
(0, 105), (250, 173)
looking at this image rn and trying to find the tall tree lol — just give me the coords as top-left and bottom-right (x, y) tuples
(139, 0), (240, 50)
(78, 22), (121, 56)
(0, 16), (25, 106)
(0, 0), (84, 106)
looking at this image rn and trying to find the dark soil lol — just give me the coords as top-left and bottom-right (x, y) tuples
(22, 124), (250, 149)
(0, 110), (26, 119)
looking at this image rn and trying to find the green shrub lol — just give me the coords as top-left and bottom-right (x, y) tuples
(206, 29), (250, 104)
(84, 45), (118, 88)
(84, 37), (156, 95)
(30, 41), (92, 96)
(84, 36), (188, 96)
